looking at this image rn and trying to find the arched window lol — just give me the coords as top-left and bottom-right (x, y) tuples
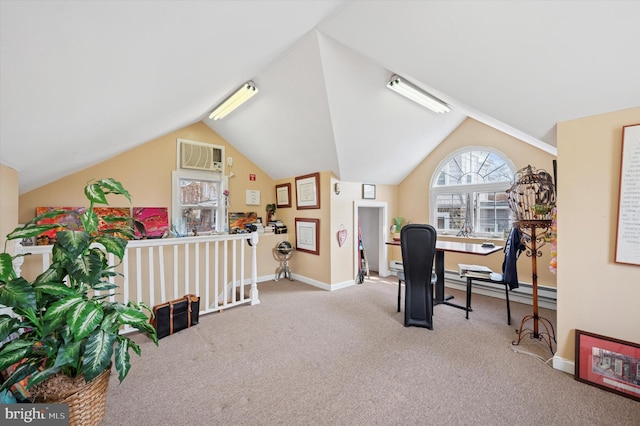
(431, 148), (515, 238)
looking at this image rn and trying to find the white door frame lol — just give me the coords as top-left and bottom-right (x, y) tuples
(353, 200), (390, 281)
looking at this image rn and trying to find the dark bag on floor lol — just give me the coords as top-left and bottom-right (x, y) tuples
(151, 294), (200, 339)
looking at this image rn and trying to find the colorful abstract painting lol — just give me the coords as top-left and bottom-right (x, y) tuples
(94, 207), (131, 237)
(35, 207), (86, 245)
(228, 212), (258, 233)
(133, 207), (169, 239)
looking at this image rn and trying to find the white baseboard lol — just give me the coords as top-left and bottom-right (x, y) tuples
(553, 355), (575, 375)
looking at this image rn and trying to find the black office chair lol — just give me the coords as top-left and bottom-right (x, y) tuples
(400, 224), (437, 329)
(464, 272), (512, 325)
(397, 270), (436, 313)
(463, 227), (524, 325)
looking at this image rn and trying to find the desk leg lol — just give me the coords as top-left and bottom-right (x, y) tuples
(434, 251), (445, 302)
(433, 250), (467, 311)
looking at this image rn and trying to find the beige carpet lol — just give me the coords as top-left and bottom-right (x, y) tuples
(103, 276), (639, 425)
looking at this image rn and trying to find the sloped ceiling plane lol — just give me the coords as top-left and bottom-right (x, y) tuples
(1, 1), (639, 194)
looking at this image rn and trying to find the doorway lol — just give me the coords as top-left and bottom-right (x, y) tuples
(353, 200), (390, 282)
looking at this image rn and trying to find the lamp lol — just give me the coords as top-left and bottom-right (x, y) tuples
(387, 75), (450, 114)
(209, 81), (259, 120)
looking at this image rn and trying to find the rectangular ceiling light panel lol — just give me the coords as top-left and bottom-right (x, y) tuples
(387, 75), (450, 114)
(209, 82), (259, 120)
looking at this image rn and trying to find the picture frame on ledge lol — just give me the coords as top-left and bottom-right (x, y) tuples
(574, 329), (640, 401)
(295, 172), (320, 210)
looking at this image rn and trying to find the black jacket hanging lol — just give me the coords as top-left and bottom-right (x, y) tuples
(502, 227), (525, 289)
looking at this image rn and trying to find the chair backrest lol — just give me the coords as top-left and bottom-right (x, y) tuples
(400, 224), (437, 328)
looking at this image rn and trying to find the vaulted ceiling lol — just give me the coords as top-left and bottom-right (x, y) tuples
(1, 1), (639, 194)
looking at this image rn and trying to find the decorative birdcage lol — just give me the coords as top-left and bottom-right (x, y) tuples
(506, 165), (556, 221)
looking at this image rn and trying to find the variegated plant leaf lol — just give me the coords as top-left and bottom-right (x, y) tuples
(82, 329), (115, 382)
(97, 178), (131, 202)
(114, 338), (131, 382)
(84, 183), (108, 205)
(0, 277), (36, 311)
(95, 235), (127, 260)
(67, 300), (103, 340)
(0, 252), (17, 282)
(42, 295), (83, 331)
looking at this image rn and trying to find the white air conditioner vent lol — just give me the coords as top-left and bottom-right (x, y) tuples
(178, 139), (223, 172)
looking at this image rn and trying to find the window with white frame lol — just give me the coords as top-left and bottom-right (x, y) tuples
(431, 148), (515, 238)
(172, 170), (228, 235)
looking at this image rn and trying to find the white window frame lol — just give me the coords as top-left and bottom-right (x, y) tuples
(430, 147), (516, 238)
(172, 169), (228, 235)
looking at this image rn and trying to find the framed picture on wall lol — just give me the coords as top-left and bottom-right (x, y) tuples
(362, 184), (376, 199)
(295, 172), (320, 209)
(295, 217), (319, 255)
(275, 183), (291, 208)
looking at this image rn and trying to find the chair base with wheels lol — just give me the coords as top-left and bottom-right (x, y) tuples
(464, 272), (511, 325)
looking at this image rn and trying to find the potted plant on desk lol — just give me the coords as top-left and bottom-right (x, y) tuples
(0, 178), (157, 424)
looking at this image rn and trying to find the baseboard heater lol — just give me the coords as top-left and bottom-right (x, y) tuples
(388, 263), (556, 310)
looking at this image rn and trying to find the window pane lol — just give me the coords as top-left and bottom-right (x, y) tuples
(476, 191), (511, 236)
(435, 193), (468, 233)
(432, 148), (515, 237)
(435, 150), (513, 186)
(179, 179), (220, 234)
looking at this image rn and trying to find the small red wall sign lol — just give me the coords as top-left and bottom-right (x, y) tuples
(249, 174), (256, 181)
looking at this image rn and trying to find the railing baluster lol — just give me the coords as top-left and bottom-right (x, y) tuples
(214, 240), (219, 308)
(173, 245), (178, 300)
(194, 241), (200, 297)
(223, 240), (228, 307)
(148, 246), (154, 307)
(136, 247), (143, 304)
(232, 239), (237, 303)
(159, 245), (166, 302)
(239, 241), (245, 300)
(205, 241), (210, 312)
(184, 243), (190, 295)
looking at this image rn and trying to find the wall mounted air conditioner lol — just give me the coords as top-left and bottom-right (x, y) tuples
(178, 139), (224, 172)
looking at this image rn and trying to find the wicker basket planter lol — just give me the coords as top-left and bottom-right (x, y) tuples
(33, 368), (111, 426)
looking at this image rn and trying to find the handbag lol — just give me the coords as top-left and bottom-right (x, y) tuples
(151, 294), (200, 339)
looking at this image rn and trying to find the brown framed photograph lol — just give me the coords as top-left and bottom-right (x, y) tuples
(295, 172), (320, 209)
(275, 183), (291, 208)
(295, 218), (319, 255)
(362, 183), (376, 199)
(575, 329), (640, 401)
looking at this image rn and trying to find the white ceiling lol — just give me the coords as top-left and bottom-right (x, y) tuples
(1, 1), (639, 194)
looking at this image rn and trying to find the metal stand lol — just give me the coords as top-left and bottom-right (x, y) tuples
(273, 245), (294, 281)
(512, 220), (557, 354)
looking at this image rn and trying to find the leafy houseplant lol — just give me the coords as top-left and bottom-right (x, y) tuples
(0, 178), (158, 399)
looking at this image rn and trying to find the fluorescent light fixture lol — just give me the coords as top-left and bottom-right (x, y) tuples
(387, 75), (450, 114)
(209, 81), (259, 120)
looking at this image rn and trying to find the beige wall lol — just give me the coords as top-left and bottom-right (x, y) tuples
(273, 174), (398, 286)
(18, 122), (282, 277)
(396, 118), (558, 287)
(0, 164), (19, 252)
(556, 107), (640, 361)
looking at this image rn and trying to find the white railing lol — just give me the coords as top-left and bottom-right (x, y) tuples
(13, 233), (260, 333)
